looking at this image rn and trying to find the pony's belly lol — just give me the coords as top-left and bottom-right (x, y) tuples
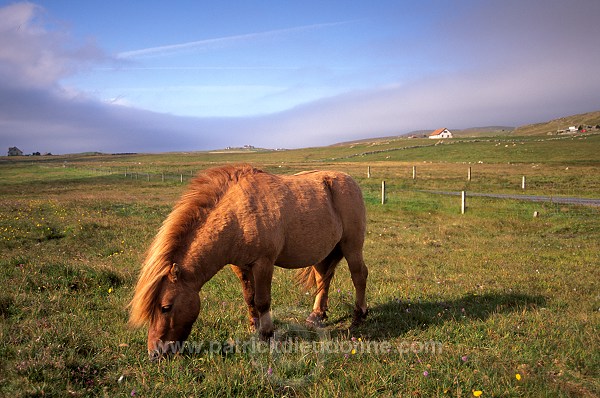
(273, 209), (343, 268)
(274, 241), (338, 269)
(274, 258), (326, 269)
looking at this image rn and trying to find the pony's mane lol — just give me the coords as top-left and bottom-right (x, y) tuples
(129, 164), (261, 327)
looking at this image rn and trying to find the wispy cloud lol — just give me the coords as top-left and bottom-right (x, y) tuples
(98, 65), (303, 71)
(117, 21), (353, 59)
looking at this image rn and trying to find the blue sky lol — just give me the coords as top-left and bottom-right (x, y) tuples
(1, 1), (599, 154)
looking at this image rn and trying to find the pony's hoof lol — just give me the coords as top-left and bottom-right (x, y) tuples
(351, 307), (368, 327)
(259, 329), (274, 342)
(306, 311), (327, 328)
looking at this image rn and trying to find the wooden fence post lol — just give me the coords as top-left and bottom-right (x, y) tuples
(412, 166), (417, 180)
(367, 166), (371, 179)
(522, 176), (526, 190)
(180, 174), (183, 183)
(381, 181), (386, 204)
(468, 167), (472, 181)
(461, 191), (466, 214)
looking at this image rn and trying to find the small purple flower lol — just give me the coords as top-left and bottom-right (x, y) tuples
(267, 367), (273, 376)
(131, 389), (136, 397)
(461, 355), (468, 362)
(423, 371), (429, 377)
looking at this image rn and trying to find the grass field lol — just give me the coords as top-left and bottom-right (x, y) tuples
(1, 134), (599, 397)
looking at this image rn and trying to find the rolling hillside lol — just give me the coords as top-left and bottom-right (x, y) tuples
(332, 110), (600, 147)
(512, 110), (600, 136)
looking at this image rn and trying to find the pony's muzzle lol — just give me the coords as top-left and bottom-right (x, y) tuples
(148, 340), (177, 361)
(149, 349), (161, 362)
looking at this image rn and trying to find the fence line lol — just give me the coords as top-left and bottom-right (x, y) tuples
(80, 166), (198, 184)
(365, 165), (535, 190)
(75, 164), (600, 215)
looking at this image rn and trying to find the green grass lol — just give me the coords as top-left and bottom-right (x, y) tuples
(0, 136), (599, 397)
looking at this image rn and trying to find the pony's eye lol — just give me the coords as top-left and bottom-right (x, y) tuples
(161, 304), (173, 313)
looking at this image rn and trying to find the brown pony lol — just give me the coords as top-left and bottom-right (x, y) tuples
(129, 164), (368, 360)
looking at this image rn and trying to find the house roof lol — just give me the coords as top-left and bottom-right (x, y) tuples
(430, 128), (448, 136)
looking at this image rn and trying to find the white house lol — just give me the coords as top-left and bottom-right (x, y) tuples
(8, 147), (23, 156)
(429, 128), (453, 139)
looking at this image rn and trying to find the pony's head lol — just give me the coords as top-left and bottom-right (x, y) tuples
(133, 263), (200, 361)
(130, 165), (258, 360)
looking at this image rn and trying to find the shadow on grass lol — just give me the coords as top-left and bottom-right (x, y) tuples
(131, 292), (546, 362)
(330, 292), (546, 340)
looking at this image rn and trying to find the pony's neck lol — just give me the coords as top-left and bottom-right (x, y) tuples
(181, 215), (240, 291)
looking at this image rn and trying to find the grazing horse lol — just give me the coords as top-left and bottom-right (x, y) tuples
(129, 164), (368, 360)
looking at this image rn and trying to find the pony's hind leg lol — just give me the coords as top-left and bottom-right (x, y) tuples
(306, 246), (343, 327)
(230, 265), (260, 331)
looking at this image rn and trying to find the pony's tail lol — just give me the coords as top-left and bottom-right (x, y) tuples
(296, 267), (317, 292)
(295, 265), (337, 295)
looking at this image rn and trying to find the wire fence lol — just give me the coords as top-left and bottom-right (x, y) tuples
(83, 166), (199, 183)
(74, 164), (600, 218)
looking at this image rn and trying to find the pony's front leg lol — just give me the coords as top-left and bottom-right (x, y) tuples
(251, 259), (275, 340)
(230, 265), (259, 331)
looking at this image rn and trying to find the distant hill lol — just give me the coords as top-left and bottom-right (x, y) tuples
(438, 126), (514, 137)
(403, 126), (515, 138)
(400, 126), (514, 138)
(332, 110), (600, 147)
(331, 126), (514, 146)
(512, 110), (600, 136)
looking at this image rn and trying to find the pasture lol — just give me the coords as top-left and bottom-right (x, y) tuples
(1, 134), (599, 397)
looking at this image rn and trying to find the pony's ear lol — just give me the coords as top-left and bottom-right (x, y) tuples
(168, 263), (179, 282)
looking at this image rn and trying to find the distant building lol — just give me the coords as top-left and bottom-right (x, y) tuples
(429, 128), (453, 139)
(8, 147), (23, 156)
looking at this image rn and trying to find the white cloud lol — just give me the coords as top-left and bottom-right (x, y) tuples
(117, 21), (353, 59)
(0, 2), (108, 89)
